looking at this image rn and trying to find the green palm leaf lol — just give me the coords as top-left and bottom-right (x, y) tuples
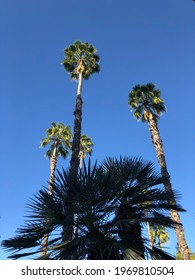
(40, 122), (72, 160)
(128, 83), (166, 122)
(61, 40), (100, 81)
(2, 157), (184, 260)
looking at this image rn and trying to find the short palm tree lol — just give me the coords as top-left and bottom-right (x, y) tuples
(2, 157), (185, 260)
(78, 134), (94, 169)
(74, 134), (93, 237)
(40, 122), (72, 195)
(128, 83), (190, 259)
(61, 40), (100, 241)
(150, 225), (169, 249)
(39, 122), (72, 257)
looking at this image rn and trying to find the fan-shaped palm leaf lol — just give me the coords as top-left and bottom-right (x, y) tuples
(2, 157), (184, 260)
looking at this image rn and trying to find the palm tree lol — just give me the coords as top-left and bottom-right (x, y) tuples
(128, 83), (190, 259)
(61, 40), (100, 178)
(40, 122), (72, 195)
(78, 134), (94, 169)
(74, 134), (93, 238)
(2, 157), (185, 260)
(142, 191), (169, 249)
(61, 40), (100, 241)
(39, 122), (72, 257)
(150, 225), (169, 249)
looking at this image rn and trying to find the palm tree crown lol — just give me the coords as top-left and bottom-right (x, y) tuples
(61, 40), (100, 81)
(128, 83), (166, 122)
(78, 134), (94, 169)
(150, 225), (169, 249)
(40, 122), (72, 159)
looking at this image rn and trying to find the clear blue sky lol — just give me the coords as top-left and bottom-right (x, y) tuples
(0, 0), (195, 259)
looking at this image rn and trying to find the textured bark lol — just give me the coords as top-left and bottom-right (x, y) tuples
(41, 146), (57, 258)
(146, 217), (153, 248)
(61, 73), (83, 249)
(79, 151), (84, 169)
(70, 93), (83, 177)
(70, 71), (83, 176)
(48, 147), (57, 195)
(117, 203), (145, 259)
(148, 116), (190, 260)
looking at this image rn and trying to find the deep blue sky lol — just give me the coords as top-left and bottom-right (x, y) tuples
(1, 0), (195, 259)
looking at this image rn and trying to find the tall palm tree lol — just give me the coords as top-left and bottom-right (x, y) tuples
(61, 40), (100, 177)
(128, 83), (190, 259)
(2, 157), (185, 260)
(40, 122), (72, 257)
(78, 134), (94, 169)
(61, 40), (100, 241)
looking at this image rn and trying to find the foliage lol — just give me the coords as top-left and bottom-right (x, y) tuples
(61, 40), (100, 80)
(79, 134), (94, 167)
(128, 83), (166, 122)
(40, 122), (72, 159)
(2, 157), (185, 260)
(40, 122), (93, 163)
(150, 225), (169, 248)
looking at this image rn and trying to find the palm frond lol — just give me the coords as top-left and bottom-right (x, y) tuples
(128, 83), (166, 123)
(62, 40), (100, 80)
(2, 157), (184, 259)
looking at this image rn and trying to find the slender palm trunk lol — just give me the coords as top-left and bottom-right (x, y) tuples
(148, 116), (190, 260)
(48, 146), (58, 195)
(70, 72), (83, 176)
(146, 219), (153, 248)
(41, 146), (58, 258)
(73, 153), (84, 239)
(79, 152), (84, 170)
(61, 72), (83, 248)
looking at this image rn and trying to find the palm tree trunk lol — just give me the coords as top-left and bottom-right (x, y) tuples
(41, 146), (57, 258)
(146, 221), (153, 248)
(48, 146), (57, 195)
(148, 116), (190, 260)
(70, 74), (83, 177)
(79, 152), (83, 169)
(61, 72), (83, 248)
(73, 152), (84, 239)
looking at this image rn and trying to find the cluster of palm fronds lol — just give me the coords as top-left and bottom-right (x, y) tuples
(2, 157), (184, 260)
